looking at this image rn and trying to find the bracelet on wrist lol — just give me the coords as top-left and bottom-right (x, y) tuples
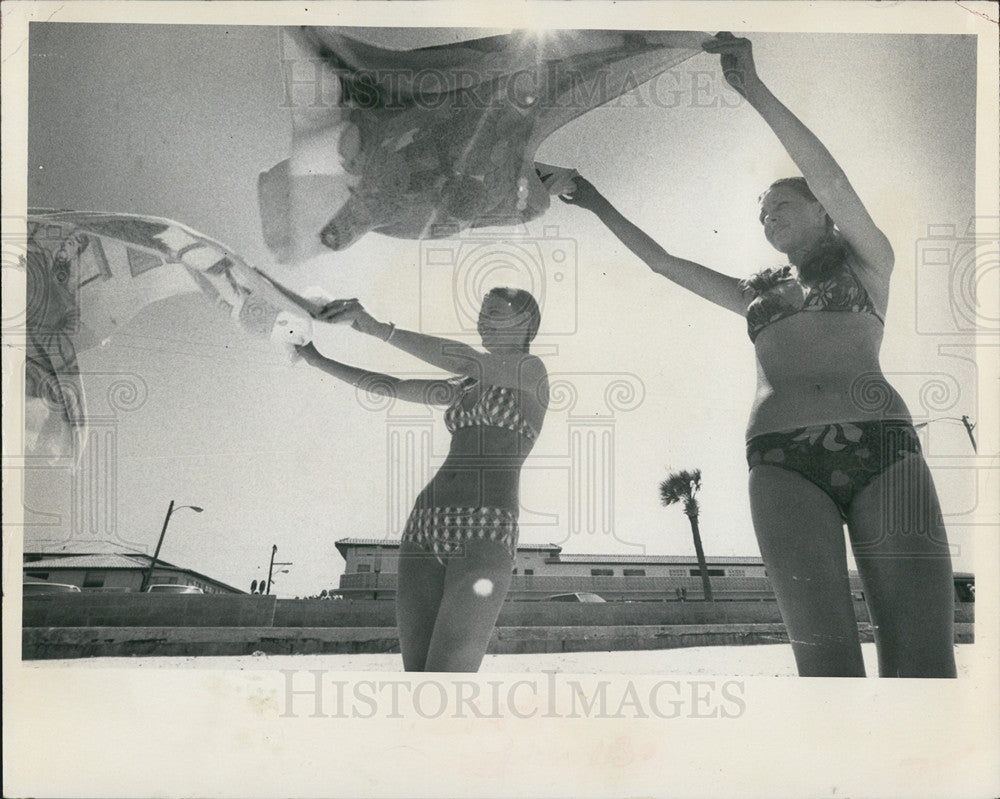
(382, 322), (396, 342)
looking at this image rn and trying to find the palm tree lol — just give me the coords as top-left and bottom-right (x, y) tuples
(660, 469), (713, 601)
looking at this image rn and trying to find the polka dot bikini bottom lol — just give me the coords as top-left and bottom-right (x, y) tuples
(402, 506), (518, 561)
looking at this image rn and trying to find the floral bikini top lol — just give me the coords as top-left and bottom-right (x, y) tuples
(444, 376), (540, 442)
(740, 261), (884, 343)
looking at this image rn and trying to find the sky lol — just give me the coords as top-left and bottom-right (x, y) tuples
(20, 23), (983, 597)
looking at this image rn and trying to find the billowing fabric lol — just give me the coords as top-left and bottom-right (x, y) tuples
(260, 27), (710, 261)
(24, 210), (316, 459)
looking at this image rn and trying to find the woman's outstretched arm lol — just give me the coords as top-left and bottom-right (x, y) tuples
(705, 33), (894, 275)
(561, 178), (747, 315)
(313, 301), (546, 391)
(296, 342), (460, 406)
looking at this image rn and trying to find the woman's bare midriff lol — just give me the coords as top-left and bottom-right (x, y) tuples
(746, 311), (912, 439)
(413, 426), (533, 510)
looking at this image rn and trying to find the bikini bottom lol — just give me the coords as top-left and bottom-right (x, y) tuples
(401, 506), (518, 562)
(746, 421), (922, 519)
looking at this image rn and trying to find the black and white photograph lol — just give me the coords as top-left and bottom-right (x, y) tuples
(3, 2), (998, 797)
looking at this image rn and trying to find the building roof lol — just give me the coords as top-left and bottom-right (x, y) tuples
(331, 538), (761, 565)
(334, 538), (406, 548)
(334, 537), (564, 556)
(23, 552), (246, 593)
(24, 553), (171, 570)
(24, 540), (155, 557)
(549, 554), (765, 566)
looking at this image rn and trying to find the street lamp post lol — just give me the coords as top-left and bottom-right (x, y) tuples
(373, 550), (383, 601)
(140, 500), (203, 592)
(265, 544), (293, 595)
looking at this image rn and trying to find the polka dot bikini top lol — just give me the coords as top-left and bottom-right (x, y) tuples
(443, 376), (539, 442)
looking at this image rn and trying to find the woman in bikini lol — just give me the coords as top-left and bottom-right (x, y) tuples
(563, 33), (956, 677)
(296, 288), (547, 672)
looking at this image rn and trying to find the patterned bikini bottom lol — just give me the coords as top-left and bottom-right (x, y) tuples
(401, 506), (519, 561)
(746, 420), (922, 519)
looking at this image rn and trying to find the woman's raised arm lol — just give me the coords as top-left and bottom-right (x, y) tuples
(295, 342), (462, 406)
(561, 178), (747, 315)
(314, 300), (546, 391)
(315, 300), (481, 373)
(705, 32), (894, 276)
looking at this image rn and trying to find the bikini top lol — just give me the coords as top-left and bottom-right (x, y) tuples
(741, 261), (884, 343)
(443, 376), (540, 442)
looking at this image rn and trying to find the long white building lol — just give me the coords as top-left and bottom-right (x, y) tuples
(335, 538), (780, 602)
(333, 538), (976, 604)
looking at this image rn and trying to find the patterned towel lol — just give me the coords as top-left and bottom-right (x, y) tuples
(260, 27), (711, 262)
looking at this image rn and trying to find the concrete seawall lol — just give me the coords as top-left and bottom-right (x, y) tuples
(19, 623), (799, 659)
(21, 596), (974, 659)
(24, 594), (976, 629)
(23, 623), (975, 660)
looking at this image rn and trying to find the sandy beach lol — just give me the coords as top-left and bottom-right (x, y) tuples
(30, 642), (976, 676)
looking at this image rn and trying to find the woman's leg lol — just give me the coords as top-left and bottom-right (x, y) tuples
(422, 539), (514, 673)
(846, 453), (957, 677)
(395, 542), (446, 672)
(749, 465), (866, 677)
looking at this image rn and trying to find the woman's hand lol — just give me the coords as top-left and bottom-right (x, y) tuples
(315, 298), (390, 338)
(295, 341), (324, 365)
(703, 32), (759, 98)
(315, 298), (363, 324)
(558, 176), (608, 213)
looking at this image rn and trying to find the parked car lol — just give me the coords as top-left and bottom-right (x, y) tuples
(145, 584), (204, 594)
(23, 581), (82, 596)
(545, 592), (606, 603)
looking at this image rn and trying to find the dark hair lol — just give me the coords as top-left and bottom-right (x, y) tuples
(485, 287), (541, 345)
(762, 177), (847, 282)
(799, 235), (850, 282)
(763, 176), (818, 202)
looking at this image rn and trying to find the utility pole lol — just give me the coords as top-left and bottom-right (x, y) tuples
(140, 500), (203, 592)
(961, 415), (977, 453)
(265, 545), (277, 595)
(914, 415), (977, 454)
(265, 545), (293, 595)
